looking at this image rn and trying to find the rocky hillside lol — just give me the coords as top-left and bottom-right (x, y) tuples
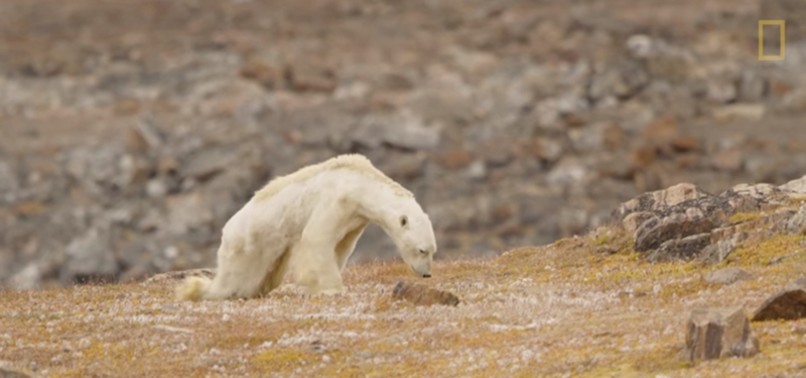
(2, 0), (806, 289)
(1, 177), (805, 377)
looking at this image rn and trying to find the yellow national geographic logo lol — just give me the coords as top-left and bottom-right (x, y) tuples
(758, 20), (786, 61)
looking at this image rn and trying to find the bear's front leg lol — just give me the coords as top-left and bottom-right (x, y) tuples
(294, 242), (345, 295)
(293, 207), (348, 295)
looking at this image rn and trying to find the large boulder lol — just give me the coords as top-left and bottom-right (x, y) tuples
(685, 306), (759, 362)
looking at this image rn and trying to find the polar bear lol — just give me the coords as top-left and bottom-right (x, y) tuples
(176, 154), (437, 301)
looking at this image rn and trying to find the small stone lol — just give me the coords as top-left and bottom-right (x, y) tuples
(353, 112), (441, 150)
(464, 160), (487, 180)
(12, 201), (47, 217)
(711, 149), (743, 172)
(752, 284), (806, 321)
(240, 60), (283, 89)
(712, 104), (766, 122)
(145, 179), (168, 198)
(181, 148), (237, 182)
(685, 306), (759, 362)
(0, 160), (19, 193)
(670, 135), (701, 153)
(705, 268), (752, 285)
(391, 281), (460, 306)
(738, 69), (766, 102)
(133, 119), (165, 151)
(527, 138), (564, 163)
(706, 80), (737, 104)
(285, 65), (337, 93)
(436, 149), (474, 170)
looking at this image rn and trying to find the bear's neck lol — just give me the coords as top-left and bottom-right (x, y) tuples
(353, 184), (403, 233)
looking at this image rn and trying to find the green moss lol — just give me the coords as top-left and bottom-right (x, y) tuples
(729, 211), (764, 225)
(723, 233), (806, 266)
(252, 347), (317, 369)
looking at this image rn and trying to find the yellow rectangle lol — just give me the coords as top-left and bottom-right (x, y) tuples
(758, 20), (786, 61)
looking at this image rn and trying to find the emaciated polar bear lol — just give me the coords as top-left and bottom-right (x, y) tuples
(177, 154), (437, 300)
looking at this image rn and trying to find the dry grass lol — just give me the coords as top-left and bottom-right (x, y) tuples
(2, 228), (805, 377)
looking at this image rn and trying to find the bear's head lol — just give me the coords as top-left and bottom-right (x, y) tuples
(389, 201), (437, 278)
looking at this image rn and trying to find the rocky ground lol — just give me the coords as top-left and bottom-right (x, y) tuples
(2, 0), (806, 288)
(1, 177), (805, 377)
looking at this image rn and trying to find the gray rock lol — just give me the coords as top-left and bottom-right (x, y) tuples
(63, 227), (118, 283)
(621, 211), (654, 235)
(133, 118), (166, 150)
(786, 205), (806, 234)
(738, 69), (766, 102)
(752, 284), (806, 321)
(780, 175), (806, 194)
(634, 209), (720, 252)
(165, 192), (215, 235)
(712, 104), (766, 122)
(547, 159), (588, 188)
(588, 59), (648, 101)
(699, 229), (748, 263)
(685, 306), (759, 362)
(706, 79), (737, 104)
(353, 111), (441, 150)
(181, 147), (238, 182)
(7, 263), (41, 290)
(621, 180), (796, 260)
(0, 160), (19, 195)
(646, 233), (710, 261)
(145, 179), (168, 198)
(612, 183), (710, 222)
(705, 268), (752, 285)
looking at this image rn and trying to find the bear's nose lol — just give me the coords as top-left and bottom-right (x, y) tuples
(422, 274), (431, 278)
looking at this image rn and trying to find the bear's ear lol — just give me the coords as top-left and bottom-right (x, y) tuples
(399, 215), (408, 227)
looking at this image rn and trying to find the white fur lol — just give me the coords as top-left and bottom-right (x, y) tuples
(176, 154), (437, 301)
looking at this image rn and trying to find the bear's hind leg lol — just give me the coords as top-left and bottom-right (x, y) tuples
(206, 242), (278, 299)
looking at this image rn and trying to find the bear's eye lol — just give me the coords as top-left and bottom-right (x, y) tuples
(400, 215), (408, 227)
(418, 249), (428, 255)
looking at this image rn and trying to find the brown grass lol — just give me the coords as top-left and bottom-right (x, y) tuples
(1, 227), (805, 377)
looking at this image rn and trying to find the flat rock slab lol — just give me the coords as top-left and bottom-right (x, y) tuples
(685, 306), (759, 362)
(392, 281), (460, 307)
(752, 282), (806, 321)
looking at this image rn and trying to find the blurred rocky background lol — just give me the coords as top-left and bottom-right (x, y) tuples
(1, 0), (805, 289)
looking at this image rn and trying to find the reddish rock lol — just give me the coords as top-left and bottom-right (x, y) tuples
(752, 283), (806, 321)
(712, 149), (743, 172)
(285, 65), (337, 93)
(436, 149), (474, 170)
(392, 281), (460, 307)
(240, 60), (283, 89)
(670, 135), (701, 152)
